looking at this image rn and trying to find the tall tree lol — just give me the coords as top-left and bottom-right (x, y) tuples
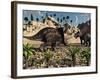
(50, 14), (52, 17)
(31, 14), (34, 21)
(63, 17), (66, 25)
(70, 20), (73, 26)
(23, 17), (29, 31)
(70, 20), (73, 23)
(24, 17), (28, 22)
(60, 19), (62, 23)
(68, 46), (80, 66)
(54, 14), (56, 17)
(36, 18), (39, 27)
(27, 21), (32, 28)
(81, 48), (91, 66)
(36, 18), (39, 22)
(63, 17), (65, 20)
(46, 13), (48, 17)
(57, 18), (59, 22)
(66, 16), (69, 19)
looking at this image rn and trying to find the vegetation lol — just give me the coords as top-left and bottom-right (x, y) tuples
(68, 46), (80, 66)
(31, 14), (34, 21)
(23, 12), (91, 69)
(81, 48), (91, 66)
(23, 43), (36, 68)
(23, 43), (91, 69)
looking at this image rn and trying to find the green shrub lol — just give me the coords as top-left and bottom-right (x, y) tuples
(68, 46), (80, 66)
(81, 48), (91, 66)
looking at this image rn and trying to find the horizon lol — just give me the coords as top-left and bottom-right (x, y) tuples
(23, 10), (91, 27)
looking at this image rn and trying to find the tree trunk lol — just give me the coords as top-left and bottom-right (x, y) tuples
(72, 54), (76, 67)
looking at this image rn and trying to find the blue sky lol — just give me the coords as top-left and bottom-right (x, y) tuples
(23, 10), (91, 27)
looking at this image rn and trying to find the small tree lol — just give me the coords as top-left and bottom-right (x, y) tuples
(70, 20), (73, 26)
(43, 49), (53, 67)
(63, 17), (65, 20)
(24, 17), (28, 22)
(66, 16), (69, 19)
(53, 14), (56, 17)
(81, 48), (91, 66)
(31, 14), (34, 21)
(65, 16), (69, 24)
(68, 46), (80, 66)
(23, 17), (29, 31)
(57, 17), (59, 22)
(23, 43), (36, 68)
(50, 14), (52, 17)
(27, 21), (32, 27)
(36, 18), (39, 27)
(26, 21), (33, 32)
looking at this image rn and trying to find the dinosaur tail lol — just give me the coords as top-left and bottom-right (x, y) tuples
(23, 36), (34, 40)
(23, 32), (42, 40)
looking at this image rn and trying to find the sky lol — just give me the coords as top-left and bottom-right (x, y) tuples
(23, 10), (91, 27)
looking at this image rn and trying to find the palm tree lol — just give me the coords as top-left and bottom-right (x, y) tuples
(23, 17), (29, 31)
(27, 21), (32, 27)
(24, 17), (28, 23)
(41, 16), (44, 22)
(43, 49), (53, 68)
(62, 17), (66, 25)
(53, 14), (56, 17)
(81, 48), (91, 66)
(63, 17), (65, 20)
(66, 16), (69, 19)
(60, 19), (62, 23)
(46, 13), (48, 17)
(68, 46), (80, 66)
(70, 20), (73, 27)
(36, 18), (39, 27)
(23, 43), (36, 68)
(50, 14), (52, 17)
(36, 18), (39, 22)
(57, 18), (59, 22)
(65, 16), (69, 24)
(42, 18), (45, 23)
(31, 14), (34, 21)
(26, 21), (33, 32)
(70, 20), (72, 23)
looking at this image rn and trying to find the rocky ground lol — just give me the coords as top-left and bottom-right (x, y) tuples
(23, 19), (90, 69)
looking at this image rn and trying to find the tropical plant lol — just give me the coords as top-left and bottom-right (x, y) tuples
(70, 20), (73, 25)
(53, 14), (56, 17)
(57, 17), (59, 22)
(23, 17), (29, 31)
(24, 17), (28, 22)
(50, 14), (52, 17)
(36, 18), (39, 27)
(36, 18), (39, 22)
(25, 21), (33, 32)
(63, 17), (65, 20)
(23, 43), (36, 59)
(23, 43), (36, 68)
(31, 14), (34, 21)
(81, 48), (91, 66)
(27, 21), (32, 27)
(68, 46), (80, 66)
(70, 20), (73, 23)
(46, 13), (48, 17)
(66, 16), (69, 19)
(43, 49), (53, 67)
(60, 19), (62, 23)
(65, 16), (69, 24)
